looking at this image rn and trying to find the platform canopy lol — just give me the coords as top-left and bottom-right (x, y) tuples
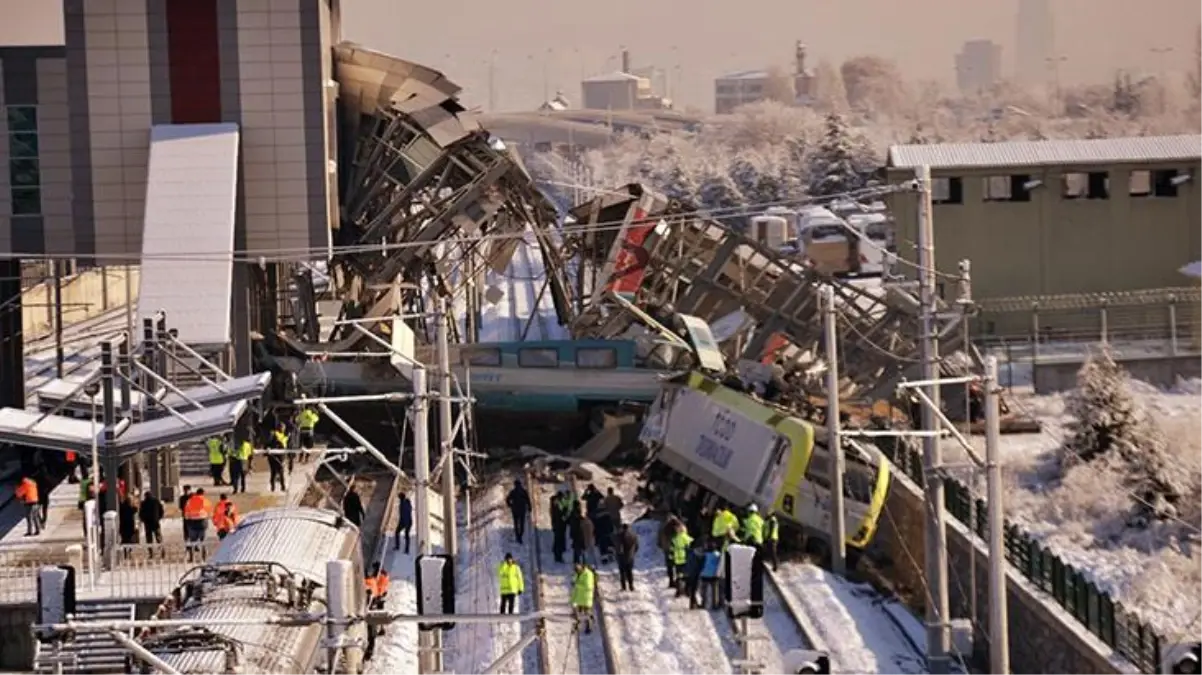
(34, 372), (272, 418)
(0, 400), (250, 458)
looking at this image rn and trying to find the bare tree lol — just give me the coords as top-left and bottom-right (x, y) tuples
(840, 55), (907, 116)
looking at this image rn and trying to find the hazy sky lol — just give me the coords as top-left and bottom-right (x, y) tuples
(1, 0), (1197, 113)
(340, 0), (1201, 111)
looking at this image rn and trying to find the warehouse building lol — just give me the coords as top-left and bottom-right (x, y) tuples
(885, 135), (1202, 301)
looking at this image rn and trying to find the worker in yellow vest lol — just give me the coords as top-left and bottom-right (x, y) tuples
(742, 504), (765, 546)
(764, 511), (781, 571)
(206, 436), (227, 486)
(230, 439), (252, 494)
(268, 423), (289, 492)
(295, 406), (320, 466)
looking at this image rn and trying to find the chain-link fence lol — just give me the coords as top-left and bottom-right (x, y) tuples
(878, 438), (1167, 674)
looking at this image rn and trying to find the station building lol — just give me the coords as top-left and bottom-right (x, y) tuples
(885, 135), (1201, 300)
(0, 0), (344, 407)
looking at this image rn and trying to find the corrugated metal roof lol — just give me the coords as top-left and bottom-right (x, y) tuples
(582, 71), (641, 83)
(115, 400), (246, 452)
(717, 69), (770, 81)
(137, 124), (239, 347)
(887, 134), (1202, 169)
(211, 508), (355, 585)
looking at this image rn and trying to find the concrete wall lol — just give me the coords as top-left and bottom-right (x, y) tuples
(888, 160), (1202, 300)
(872, 472), (1138, 674)
(1033, 353), (1202, 394)
(21, 265), (139, 339)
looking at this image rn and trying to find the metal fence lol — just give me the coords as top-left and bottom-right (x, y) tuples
(878, 439), (1165, 674)
(0, 542), (196, 606)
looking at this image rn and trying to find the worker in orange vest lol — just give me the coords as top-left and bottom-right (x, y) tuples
(182, 488), (212, 562)
(65, 451), (79, 484)
(212, 494), (239, 540)
(15, 475), (40, 536)
(364, 562), (390, 610)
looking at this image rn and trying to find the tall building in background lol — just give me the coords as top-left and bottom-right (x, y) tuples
(956, 39), (1003, 92)
(1015, 0), (1054, 85)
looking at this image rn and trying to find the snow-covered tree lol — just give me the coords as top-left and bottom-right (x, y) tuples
(695, 162), (745, 224)
(1059, 348), (1191, 524)
(658, 161), (699, 203)
(807, 112), (866, 197)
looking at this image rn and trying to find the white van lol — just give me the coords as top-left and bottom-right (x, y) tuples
(847, 213), (893, 277)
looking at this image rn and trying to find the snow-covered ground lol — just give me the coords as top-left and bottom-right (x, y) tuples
(477, 229), (569, 343)
(446, 480), (541, 675)
(773, 563), (929, 674)
(365, 488), (446, 675)
(940, 377), (1202, 639)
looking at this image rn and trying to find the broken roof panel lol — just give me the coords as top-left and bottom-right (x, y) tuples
(115, 400), (248, 454)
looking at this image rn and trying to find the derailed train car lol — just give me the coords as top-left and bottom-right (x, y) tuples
(134, 508), (366, 674)
(640, 372), (891, 554)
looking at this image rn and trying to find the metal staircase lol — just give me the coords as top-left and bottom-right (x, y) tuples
(33, 602), (136, 674)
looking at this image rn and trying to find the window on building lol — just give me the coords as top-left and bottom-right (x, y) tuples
(5, 105), (40, 216)
(1008, 174), (1033, 202)
(932, 177), (963, 204)
(461, 348), (501, 367)
(1152, 169), (1180, 197)
(1129, 170), (1152, 197)
(1062, 172), (1087, 199)
(575, 348), (618, 369)
(1087, 172), (1110, 199)
(983, 175), (1012, 201)
(518, 348), (559, 368)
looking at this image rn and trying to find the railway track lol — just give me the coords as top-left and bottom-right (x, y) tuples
(300, 453), (399, 564)
(528, 467), (616, 675)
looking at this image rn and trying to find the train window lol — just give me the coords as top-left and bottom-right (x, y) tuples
(518, 348), (559, 368)
(805, 455), (832, 490)
(844, 467), (875, 504)
(461, 348), (501, 367)
(754, 436), (790, 497)
(576, 348), (618, 369)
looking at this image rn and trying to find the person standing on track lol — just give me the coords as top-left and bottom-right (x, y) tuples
(658, 514), (684, 588)
(295, 405), (320, 467)
(669, 521), (693, 597)
(206, 435), (227, 486)
(177, 484), (192, 541)
(741, 504), (764, 548)
(604, 487), (624, 527)
(394, 491), (413, 553)
(571, 562), (596, 634)
(229, 437), (251, 494)
(267, 423), (288, 492)
(342, 485), (365, 528)
(615, 523), (639, 591)
(764, 511), (781, 571)
(697, 541), (723, 610)
(506, 479), (531, 544)
(551, 490), (569, 564)
(497, 552), (524, 614)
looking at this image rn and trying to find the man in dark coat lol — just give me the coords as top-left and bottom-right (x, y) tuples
(569, 503), (586, 565)
(506, 479), (532, 544)
(594, 509), (615, 561)
(550, 490), (568, 564)
(342, 486), (365, 527)
(582, 484), (603, 521)
(615, 523), (639, 591)
(394, 491), (413, 553)
(138, 491), (164, 552)
(118, 493), (138, 551)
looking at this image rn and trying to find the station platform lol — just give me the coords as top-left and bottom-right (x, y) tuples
(0, 455), (321, 605)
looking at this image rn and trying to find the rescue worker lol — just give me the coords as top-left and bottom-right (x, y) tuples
(657, 514), (684, 587)
(229, 438), (252, 494)
(571, 562), (596, 634)
(212, 493), (238, 540)
(15, 474), (40, 536)
(497, 552), (524, 614)
(296, 405), (320, 464)
(177, 484), (193, 541)
(711, 505), (739, 544)
(551, 490), (570, 564)
(698, 541), (723, 610)
(670, 522), (693, 597)
(394, 491), (413, 553)
(365, 563), (390, 609)
(183, 487), (212, 562)
(138, 490), (164, 552)
(742, 504), (765, 547)
(615, 523), (639, 591)
(506, 479), (532, 544)
(267, 423), (288, 492)
(342, 486), (365, 528)
(206, 435), (227, 486)
(604, 487), (624, 527)
(764, 511), (781, 571)
(577, 510), (596, 566)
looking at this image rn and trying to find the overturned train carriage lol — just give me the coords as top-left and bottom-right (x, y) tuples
(641, 372), (891, 555)
(134, 508), (365, 674)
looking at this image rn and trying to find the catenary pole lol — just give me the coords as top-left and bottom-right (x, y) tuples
(984, 355), (1010, 674)
(823, 284), (846, 574)
(437, 297), (457, 559)
(411, 366), (434, 672)
(917, 164), (952, 674)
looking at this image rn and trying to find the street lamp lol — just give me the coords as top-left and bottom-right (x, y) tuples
(84, 380), (100, 576)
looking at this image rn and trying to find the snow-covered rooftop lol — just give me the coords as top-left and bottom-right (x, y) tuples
(887, 134), (1202, 170)
(717, 69), (771, 81)
(583, 71), (641, 83)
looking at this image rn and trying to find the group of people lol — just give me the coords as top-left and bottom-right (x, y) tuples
(203, 405), (321, 495)
(658, 503), (780, 611)
(178, 485), (240, 561)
